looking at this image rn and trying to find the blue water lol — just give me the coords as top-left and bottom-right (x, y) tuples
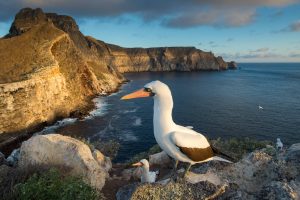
(49, 63), (300, 162)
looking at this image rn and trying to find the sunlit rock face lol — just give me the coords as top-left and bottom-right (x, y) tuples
(0, 8), (124, 135)
(19, 134), (110, 190)
(0, 8), (232, 136)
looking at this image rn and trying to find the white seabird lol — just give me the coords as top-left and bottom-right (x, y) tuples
(122, 80), (232, 176)
(276, 138), (283, 151)
(258, 105), (263, 110)
(132, 159), (158, 183)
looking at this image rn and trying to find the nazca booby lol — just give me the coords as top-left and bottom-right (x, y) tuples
(132, 159), (158, 183)
(122, 80), (232, 175)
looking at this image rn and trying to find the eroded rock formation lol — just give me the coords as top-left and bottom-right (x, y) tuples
(0, 8), (124, 136)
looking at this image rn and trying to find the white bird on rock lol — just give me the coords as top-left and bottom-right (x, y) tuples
(122, 80), (233, 176)
(276, 138), (283, 151)
(132, 159), (158, 183)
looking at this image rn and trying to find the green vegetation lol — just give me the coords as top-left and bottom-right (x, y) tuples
(211, 137), (273, 160)
(4, 168), (104, 200)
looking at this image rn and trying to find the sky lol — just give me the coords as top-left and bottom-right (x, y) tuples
(1, 0), (300, 62)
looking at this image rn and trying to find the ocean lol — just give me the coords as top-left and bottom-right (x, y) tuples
(37, 63), (300, 162)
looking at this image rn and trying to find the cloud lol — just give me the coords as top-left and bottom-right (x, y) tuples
(249, 48), (269, 53)
(270, 10), (284, 18)
(288, 20), (300, 31)
(221, 49), (300, 61)
(0, 0), (299, 28)
(289, 52), (300, 57)
(276, 20), (300, 32)
(221, 48), (274, 59)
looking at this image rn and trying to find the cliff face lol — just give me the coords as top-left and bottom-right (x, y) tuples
(86, 40), (230, 72)
(0, 8), (124, 136)
(0, 8), (235, 136)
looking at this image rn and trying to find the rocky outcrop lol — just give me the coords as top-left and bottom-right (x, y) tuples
(227, 61), (238, 69)
(0, 8), (234, 137)
(18, 134), (110, 190)
(88, 41), (230, 72)
(0, 8), (124, 137)
(285, 143), (300, 164)
(116, 144), (300, 199)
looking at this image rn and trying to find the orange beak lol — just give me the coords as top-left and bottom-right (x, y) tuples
(132, 162), (143, 167)
(121, 89), (151, 100)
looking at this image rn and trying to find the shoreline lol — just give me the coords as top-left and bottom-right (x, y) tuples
(0, 79), (129, 157)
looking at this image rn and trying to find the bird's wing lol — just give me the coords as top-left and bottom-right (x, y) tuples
(185, 126), (194, 129)
(170, 131), (214, 162)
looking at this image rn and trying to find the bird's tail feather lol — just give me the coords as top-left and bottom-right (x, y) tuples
(211, 145), (235, 162)
(210, 156), (233, 163)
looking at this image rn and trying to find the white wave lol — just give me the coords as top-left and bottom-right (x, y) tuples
(34, 118), (77, 135)
(119, 130), (138, 142)
(121, 108), (138, 114)
(85, 97), (109, 120)
(132, 117), (142, 126)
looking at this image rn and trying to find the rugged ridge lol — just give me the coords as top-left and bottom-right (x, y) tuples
(87, 40), (231, 72)
(0, 8), (236, 138)
(0, 8), (124, 138)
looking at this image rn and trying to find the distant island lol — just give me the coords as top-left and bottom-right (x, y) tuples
(0, 8), (237, 140)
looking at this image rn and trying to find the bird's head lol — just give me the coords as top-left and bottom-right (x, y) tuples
(121, 80), (170, 100)
(132, 159), (149, 169)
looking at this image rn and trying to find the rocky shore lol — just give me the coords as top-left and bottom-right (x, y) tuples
(0, 134), (299, 199)
(0, 8), (237, 141)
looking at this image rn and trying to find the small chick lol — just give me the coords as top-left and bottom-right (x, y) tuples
(132, 159), (158, 183)
(276, 138), (283, 151)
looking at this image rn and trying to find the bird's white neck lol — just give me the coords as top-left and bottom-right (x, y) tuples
(153, 92), (175, 136)
(141, 165), (151, 183)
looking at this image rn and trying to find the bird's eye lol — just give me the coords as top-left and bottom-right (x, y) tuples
(144, 88), (152, 92)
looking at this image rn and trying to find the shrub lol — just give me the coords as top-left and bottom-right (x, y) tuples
(210, 137), (272, 160)
(7, 168), (104, 200)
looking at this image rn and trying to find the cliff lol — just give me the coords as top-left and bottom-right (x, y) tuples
(87, 40), (230, 72)
(0, 8), (235, 138)
(0, 8), (124, 137)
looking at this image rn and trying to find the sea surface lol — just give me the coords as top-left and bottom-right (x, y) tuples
(37, 63), (300, 162)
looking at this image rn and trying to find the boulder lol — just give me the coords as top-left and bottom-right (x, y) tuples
(257, 181), (298, 200)
(18, 134), (108, 190)
(227, 61), (238, 69)
(6, 149), (20, 166)
(116, 180), (236, 200)
(92, 149), (112, 177)
(285, 143), (300, 164)
(121, 167), (143, 181)
(116, 183), (139, 200)
(149, 151), (171, 166)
